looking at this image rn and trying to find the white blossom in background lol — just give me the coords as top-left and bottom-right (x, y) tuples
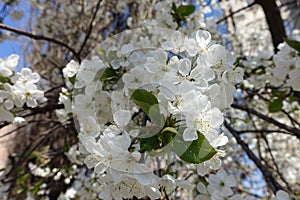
(2, 0), (298, 199)
(0, 54), (19, 77)
(0, 55), (46, 122)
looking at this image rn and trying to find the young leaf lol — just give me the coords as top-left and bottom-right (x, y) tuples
(100, 67), (118, 81)
(68, 75), (76, 85)
(284, 38), (300, 53)
(0, 76), (11, 84)
(172, 131), (217, 164)
(177, 5), (196, 16)
(268, 98), (283, 113)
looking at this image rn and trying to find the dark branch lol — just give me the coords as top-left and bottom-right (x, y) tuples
(0, 23), (81, 61)
(217, 2), (256, 24)
(232, 103), (300, 138)
(224, 120), (283, 194)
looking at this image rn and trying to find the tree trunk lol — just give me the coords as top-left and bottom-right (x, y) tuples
(256, 0), (286, 52)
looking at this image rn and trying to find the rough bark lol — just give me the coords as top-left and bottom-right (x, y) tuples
(255, 0), (287, 52)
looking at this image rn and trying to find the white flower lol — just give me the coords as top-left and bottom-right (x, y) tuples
(161, 31), (186, 54)
(12, 68), (40, 84)
(74, 57), (105, 88)
(159, 174), (192, 194)
(13, 117), (26, 124)
(111, 44), (134, 69)
(196, 182), (210, 200)
(0, 54), (19, 77)
(14, 82), (45, 108)
(197, 151), (224, 176)
(208, 169), (237, 198)
(63, 60), (79, 78)
(185, 30), (211, 56)
(184, 106), (224, 141)
(28, 162), (51, 177)
(122, 67), (148, 90)
(276, 190), (290, 200)
(99, 176), (161, 199)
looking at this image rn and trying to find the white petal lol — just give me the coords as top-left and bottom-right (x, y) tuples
(183, 128), (198, 141)
(197, 163), (209, 176)
(185, 38), (198, 56)
(144, 186), (161, 199)
(21, 68), (32, 77)
(178, 59), (191, 75)
(176, 179), (193, 189)
(161, 41), (174, 51)
(5, 54), (19, 70)
(27, 98), (38, 108)
(225, 175), (237, 187)
(4, 100), (14, 110)
(113, 109), (132, 128)
(0, 67), (12, 77)
(196, 182), (207, 194)
(220, 186), (233, 197)
(211, 134), (228, 147)
(276, 190), (290, 200)
(30, 72), (40, 83)
(195, 30), (211, 48)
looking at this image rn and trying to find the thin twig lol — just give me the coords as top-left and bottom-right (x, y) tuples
(261, 133), (292, 191)
(217, 2), (256, 24)
(77, 0), (102, 57)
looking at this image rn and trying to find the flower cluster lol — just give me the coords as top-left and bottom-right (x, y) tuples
(0, 54), (46, 122)
(58, 26), (244, 199)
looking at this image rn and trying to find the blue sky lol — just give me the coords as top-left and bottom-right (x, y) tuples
(0, 1), (30, 69)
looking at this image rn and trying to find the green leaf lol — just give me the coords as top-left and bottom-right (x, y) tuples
(68, 75), (76, 85)
(172, 131), (217, 164)
(158, 127), (178, 146)
(268, 98), (283, 113)
(271, 90), (286, 99)
(177, 5), (195, 16)
(289, 95), (297, 102)
(100, 67), (118, 81)
(130, 89), (158, 115)
(131, 89), (165, 128)
(17, 173), (29, 184)
(140, 134), (160, 151)
(284, 38), (300, 53)
(107, 50), (117, 63)
(0, 76), (11, 84)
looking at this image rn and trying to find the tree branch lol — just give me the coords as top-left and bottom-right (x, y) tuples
(255, 0), (286, 51)
(217, 2), (256, 24)
(77, 0), (102, 57)
(224, 120), (283, 194)
(0, 23), (81, 61)
(231, 103), (300, 138)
